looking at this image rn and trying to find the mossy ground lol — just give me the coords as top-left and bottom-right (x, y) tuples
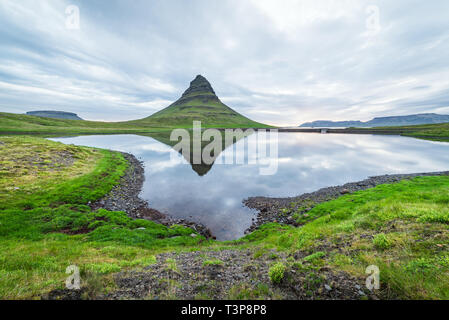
(0, 135), (448, 299)
(241, 176), (449, 299)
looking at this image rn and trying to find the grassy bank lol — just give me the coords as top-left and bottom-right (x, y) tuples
(243, 176), (449, 299)
(0, 136), (205, 299)
(354, 122), (449, 141)
(0, 135), (448, 299)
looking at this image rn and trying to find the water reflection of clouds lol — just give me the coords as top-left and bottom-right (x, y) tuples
(139, 143), (173, 153)
(50, 133), (449, 240)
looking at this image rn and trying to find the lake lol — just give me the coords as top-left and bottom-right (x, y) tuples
(50, 132), (449, 240)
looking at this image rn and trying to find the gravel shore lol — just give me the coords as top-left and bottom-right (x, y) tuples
(90, 152), (212, 238)
(91, 152), (449, 239)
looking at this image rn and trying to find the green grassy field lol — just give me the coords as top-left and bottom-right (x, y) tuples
(0, 136), (206, 298)
(0, 110), (272, 135)
(131, 93), (268, 128)
(0, 112), (164, 134)
(0, 135), (448, 299)
(356, 122), (449, 141)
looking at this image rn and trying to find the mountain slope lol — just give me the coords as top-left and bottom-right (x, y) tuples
(129, 75), (268, 128)
(300, 113), (449, 128)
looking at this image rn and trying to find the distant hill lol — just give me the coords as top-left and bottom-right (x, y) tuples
(300, 113), (449, 128)
(26, 111), (83, 120)
(128, 75), (268, 128)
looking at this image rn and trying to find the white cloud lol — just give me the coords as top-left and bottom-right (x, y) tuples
(0, 0), (448, 125)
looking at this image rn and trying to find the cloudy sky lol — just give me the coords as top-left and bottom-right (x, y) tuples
(1, 0), (448, 125)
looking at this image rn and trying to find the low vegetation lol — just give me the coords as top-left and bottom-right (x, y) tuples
(268, 262), (286, 284)
(357, 122), (449, 141)
(0, 136), (204, 299)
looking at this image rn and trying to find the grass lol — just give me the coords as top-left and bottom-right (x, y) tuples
(202, 259), (224, 267)
(0, 136), (206, 299)
(240, 175), (449, 299)
(133, 92), (269, 129)
(0, 108), (271, 134)
(0, 134), (448, 299)
(354, 122), (449, 141)
(0, 112), (159, 134)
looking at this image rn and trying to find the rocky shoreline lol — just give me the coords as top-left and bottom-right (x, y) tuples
(244, 171), (449, 233)
(93, 152), (449, 240)
(90, 152), (212, 238)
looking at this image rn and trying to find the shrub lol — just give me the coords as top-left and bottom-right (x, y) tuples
(373, 233), (391, 250)
(405, 258), (438, 275)
(303, 251), (326, 262)
(268, 262), (286, 284)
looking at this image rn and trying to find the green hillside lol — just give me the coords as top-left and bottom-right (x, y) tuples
(0, 112), (154, 135)
(128, 75), (269, 128)
(142, 129), (252, 176)
(356, 122), (449, 141)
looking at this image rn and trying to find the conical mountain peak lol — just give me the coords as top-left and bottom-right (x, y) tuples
(181, 75), (215, 97)
(139, 74), (266, 128)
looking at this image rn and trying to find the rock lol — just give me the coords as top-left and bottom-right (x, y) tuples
(341, 188), (350, 194)
(324, 284), (332, 291)
(190, 233), (197, 237)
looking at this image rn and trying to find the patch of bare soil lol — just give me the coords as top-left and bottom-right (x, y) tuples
(104, 249), (375, 300)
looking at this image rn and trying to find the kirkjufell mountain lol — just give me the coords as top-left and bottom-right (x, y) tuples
(130, 75), (268, 128)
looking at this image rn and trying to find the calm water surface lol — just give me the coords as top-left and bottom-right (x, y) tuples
(51, 133), (449, 240)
